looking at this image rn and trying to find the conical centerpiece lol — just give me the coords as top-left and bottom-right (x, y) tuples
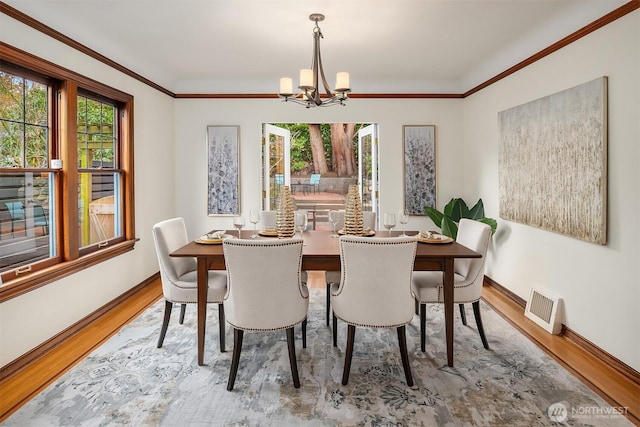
(343, 185), (364, 236)
(276, 185), (295, 238)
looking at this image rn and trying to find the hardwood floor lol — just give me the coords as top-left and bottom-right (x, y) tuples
(0, 280), (163, 422)
(1, 272), (638, 425)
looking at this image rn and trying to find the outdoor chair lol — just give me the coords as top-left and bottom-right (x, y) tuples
(307, 174), (321, 194)
(5, 201), (25, 236)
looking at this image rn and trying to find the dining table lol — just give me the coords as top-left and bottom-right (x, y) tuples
(170, 229), (481, 367)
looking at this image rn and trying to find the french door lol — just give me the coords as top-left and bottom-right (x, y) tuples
(358, 124), (379, 223)
(262, 124), (291, 210)
(262, 123), (378, 219)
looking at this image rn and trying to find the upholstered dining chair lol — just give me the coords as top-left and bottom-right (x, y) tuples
(152, 218), (227, 351)
(324, 210), (376, 325)
(331, 210), (375, 232)
(222, 238), (308, 391)
(260, 210), (277, 231)
(411, 218), (492, 352)
(331, 235), (417, 386)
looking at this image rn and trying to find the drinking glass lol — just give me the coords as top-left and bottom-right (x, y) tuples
(249, 209), (260, 238)
(233, 215), (245, 238)
(397, 210), (409, 236)
(383, 213), (396, 237)
(329, 210), (339, 238)
(295, 211), (308, 241)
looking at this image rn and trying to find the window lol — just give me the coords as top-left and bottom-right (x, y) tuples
(76, 94), (121, 249)
(0, 45), (136, 300)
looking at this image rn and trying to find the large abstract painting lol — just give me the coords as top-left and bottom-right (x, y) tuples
(403, 125), (436, 215)
(207, 125), (240, 216)
(498, 77), (607, 244)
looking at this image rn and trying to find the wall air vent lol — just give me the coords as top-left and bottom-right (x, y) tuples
(524, 285), (563, 334)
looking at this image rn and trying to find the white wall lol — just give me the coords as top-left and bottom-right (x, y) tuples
(0, 14), (176, 366)
(463, 11), (640, 371)
(173, 98), (464, 235)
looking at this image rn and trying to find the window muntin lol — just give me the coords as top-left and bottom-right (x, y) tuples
(0, 71), (49, 168)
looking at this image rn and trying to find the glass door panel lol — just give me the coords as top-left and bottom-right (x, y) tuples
(358, 124), (378, 223)
(263, 124), (291, 210)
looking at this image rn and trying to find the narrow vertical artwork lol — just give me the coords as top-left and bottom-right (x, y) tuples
(403, 125), (436, 215)
(498, 77), (607, 244)
(207, 125), (240, 216)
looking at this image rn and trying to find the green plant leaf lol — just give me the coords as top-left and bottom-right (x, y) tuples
(469, 199), (485, 220)
(425, 197), (497, 239)
(441, 216), (458, 239)
(478, 217), (498, 235)
(424, 206), (444, 229)
(449, 198), (470, 222)
(442, 198), (457, 218)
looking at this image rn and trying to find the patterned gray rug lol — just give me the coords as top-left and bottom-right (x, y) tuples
(5, 289), (630, 427)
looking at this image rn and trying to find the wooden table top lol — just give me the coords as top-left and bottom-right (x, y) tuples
(171, 230), (480, 271)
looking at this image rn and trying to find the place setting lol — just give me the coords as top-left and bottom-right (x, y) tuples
(416, 230), (454, 244)
(194, 230), (232, 245)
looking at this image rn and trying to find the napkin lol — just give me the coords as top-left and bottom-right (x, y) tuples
(205, 230), (225, 239)
(419, 230), (434, 239)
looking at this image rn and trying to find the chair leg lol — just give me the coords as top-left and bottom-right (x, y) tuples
(342, 325), (356, 385)
(472, 301), (490, 349)
(332, 313), (338, 347)
(459, 303), (467, 326)
(227, 328), (244, 391)
(302, 317), (307, 349)
(397, 326), (414, 386)
(179, 304), (187, 324)
(415, 299), (419, 316)
(420, 303), (426, 352)
(218, 303), (226, 353)
(286, 327), (301, 388)
(326, 283), (331, 326)
(157, 300), (173, 348)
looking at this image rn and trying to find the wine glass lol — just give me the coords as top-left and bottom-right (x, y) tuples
(249, 209), (260, 238)
(397, 210), (409, 237)
(383, 213), (396, 237)
(232, 215), (245, 238)
(329, 210), (339, 238)
(295, 211), (308, 241)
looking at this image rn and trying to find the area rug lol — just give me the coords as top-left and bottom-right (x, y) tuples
(5, 289), (630, 427)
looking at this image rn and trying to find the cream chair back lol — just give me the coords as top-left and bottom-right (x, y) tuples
(152, 218), (196, 297)
(332, 210), (376, 231)
(453, 218), (492, 301)
(222, 238), (308, 330)
(333, 236), (417, 327)
(363, 211), (376, 230)
(261, 210), (277, 231)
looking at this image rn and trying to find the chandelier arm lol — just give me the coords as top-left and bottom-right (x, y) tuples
(316, 45), (335, 99)
(310, 30), (323, 106)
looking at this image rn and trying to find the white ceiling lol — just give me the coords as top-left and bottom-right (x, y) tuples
(2, 0), (629, 94)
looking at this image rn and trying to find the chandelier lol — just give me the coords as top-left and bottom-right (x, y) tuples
(278, 13), (351, 108)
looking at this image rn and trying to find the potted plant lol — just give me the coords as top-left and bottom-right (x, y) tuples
(424, 198), (497, 240)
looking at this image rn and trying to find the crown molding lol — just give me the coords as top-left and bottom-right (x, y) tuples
(1, 1), (638, 99)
